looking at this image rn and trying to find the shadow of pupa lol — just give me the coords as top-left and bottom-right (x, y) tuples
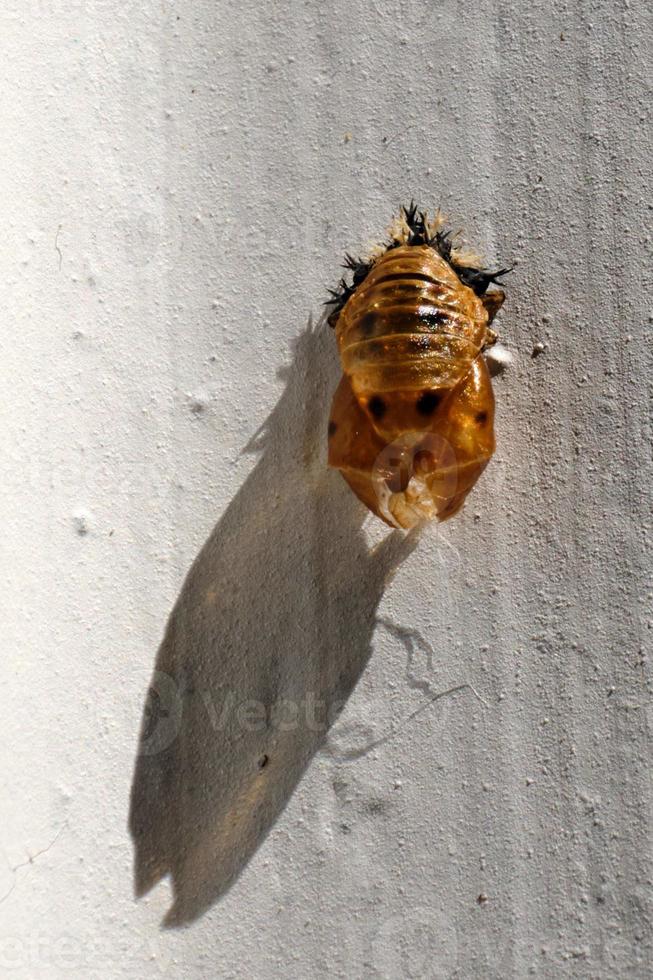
(129, 316), (417, 926)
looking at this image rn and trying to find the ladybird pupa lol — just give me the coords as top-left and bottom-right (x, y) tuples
(326, 202), (510, 529)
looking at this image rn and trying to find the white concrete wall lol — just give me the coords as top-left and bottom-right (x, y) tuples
(2, 0), (651, 977)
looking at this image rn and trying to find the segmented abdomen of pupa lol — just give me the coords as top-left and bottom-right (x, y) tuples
(335, 244), (489, 438)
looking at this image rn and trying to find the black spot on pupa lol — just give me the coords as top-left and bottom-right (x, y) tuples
(368, 395), (386, 420)
(328, 420), (337, 437)
(475, 410), (488, 424)
(416, 391), (441, 415)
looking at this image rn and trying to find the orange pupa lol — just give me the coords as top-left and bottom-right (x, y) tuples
(326, 203), (510, 529)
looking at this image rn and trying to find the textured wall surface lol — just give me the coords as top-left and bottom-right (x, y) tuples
(2, 0), (652, 977)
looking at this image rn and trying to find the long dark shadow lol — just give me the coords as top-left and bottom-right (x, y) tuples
(129, 316), (416, 926)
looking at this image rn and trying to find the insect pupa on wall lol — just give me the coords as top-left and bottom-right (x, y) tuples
(326, 203), (510, 530)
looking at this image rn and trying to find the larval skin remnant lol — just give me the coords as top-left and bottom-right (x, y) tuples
(326, 203), (510, 529)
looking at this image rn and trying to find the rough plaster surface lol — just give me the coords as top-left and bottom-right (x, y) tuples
(2, 0), (652, 977)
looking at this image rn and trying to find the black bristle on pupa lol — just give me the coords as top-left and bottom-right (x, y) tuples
(403, 201), (429, 246)
(325, 255), (372, 325)
(452, 264), (512, 296)
(431, 228), (453, 261)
